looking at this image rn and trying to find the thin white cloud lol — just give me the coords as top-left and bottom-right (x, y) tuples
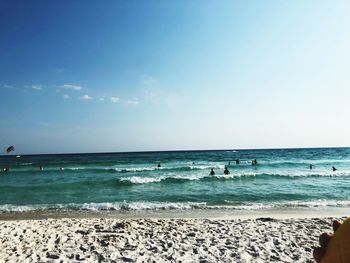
(60, 84), (83, 91)
(110, 97), (120, 103)
(62, 94), (70, 99)
(79, 94), (93, 100)
(3, 84), (14, 89)
(31, 85), (42, 91)
(127, 97), (139, 105)
(142, 75), (162, 104)
(141, 75), (160, 88)
(141, 75), (181, 108)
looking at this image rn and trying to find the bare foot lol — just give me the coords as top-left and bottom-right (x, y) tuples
(313, 220), (342, 263)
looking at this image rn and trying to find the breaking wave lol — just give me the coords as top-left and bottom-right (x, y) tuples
(1, 200), (350, 213)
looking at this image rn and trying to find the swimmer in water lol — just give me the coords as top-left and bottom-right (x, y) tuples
(332, 166), (337, 171)
(210, 168), (215, 176)
(224, 167), (230, 175)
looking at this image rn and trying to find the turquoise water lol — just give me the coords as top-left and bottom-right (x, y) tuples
(0, 148), (350, 213)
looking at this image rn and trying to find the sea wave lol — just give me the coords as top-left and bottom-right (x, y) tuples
(18, 163), (33, 166)
(1, 200), (350, 213)
(3, 164), (226, 174)
(1, 171), (349, 190)
(6, 161), (350, 177)
(0, 201), (207, 213)
(108, 165), (225, 173)
(120, 176), (163, 184)
(118, 174), (205, 184)
(114, 171), (350, 186)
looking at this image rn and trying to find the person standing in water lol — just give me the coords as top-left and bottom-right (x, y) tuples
(309, 164), (313, 170)
(210, 168), (215, 176)
(157, 162), (161, 168)
(332, 166), (337, 171)
(224, 167), (230, 175)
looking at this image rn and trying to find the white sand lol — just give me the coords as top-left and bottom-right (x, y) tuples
(0, 216), (343, 263)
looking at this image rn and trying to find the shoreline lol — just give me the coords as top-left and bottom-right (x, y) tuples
(1, 207), (349, 221)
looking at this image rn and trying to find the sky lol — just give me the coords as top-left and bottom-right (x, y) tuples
(1, 0), (350, 154)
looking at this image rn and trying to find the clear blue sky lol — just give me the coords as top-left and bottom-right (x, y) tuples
(1, 0), (350, 154)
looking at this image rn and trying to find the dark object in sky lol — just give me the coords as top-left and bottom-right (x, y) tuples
(6, 145), (15, 153)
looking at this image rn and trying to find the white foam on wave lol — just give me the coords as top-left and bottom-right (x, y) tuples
(219, 173), (253, 179)
(119, 174), (205, 184)
(211, 202), (275, 210)
(0, 201), (208, 212)
(115, 170), (350, 186)
(176, 174), (204, 180)
(223, 200), (350, 210)
(0, 204), (38, 212)
(19, 163), (33, 166)
(78, 201), (208, 211)
(1, 199), (350, 213)
(260, 159), (350, 165)
(223, 170), (350, 178)
(260, 171), (350, 177)
(80, 202), (122, 211)
(125, 201), (207, 210)
(121, 176), (163, 184)
(282, 200), (350, 208)
(113, 167), (156, 172)
(67, 167), (86, 170)
(189, 164), (224, 170)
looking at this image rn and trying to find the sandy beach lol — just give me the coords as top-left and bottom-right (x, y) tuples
(0, 215), (345, 263)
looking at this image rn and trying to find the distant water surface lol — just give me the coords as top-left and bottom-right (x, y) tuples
(0, 148), (350, 213)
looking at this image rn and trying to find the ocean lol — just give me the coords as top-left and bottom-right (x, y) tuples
(0, 148), (350, 214)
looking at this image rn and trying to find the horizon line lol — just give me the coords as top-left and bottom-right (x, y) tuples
(1, 146), (349, 157)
